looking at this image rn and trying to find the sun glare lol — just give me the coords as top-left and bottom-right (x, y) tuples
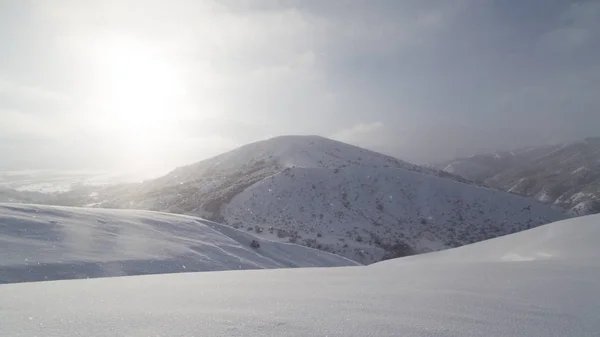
(89, 37), (185, 169)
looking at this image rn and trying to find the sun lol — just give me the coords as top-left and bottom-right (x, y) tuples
(97, 38), (181, 133)
(88, 37), (185, 168)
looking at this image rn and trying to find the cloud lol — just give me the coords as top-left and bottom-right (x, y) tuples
(539, 27), (592, 50)
(1, 0), (599, 171)
(538, 1), (600, 51)
(0, 109), (64, 140)
(0, 77), (70, 102)
(331, 122), (385, 144)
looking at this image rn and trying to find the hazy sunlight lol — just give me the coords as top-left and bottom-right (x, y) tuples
(88, 37), (185, 169)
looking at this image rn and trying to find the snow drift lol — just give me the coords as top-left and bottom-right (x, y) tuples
(0, 203), (357, 284)
(1, 214), (599, 336)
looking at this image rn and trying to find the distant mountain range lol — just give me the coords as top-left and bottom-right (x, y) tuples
(0, 186), (47, 204)
(47, 135), (565, 264)
(436, 137), (600, 216)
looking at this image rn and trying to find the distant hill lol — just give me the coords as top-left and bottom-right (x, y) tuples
(0, 186), (48, 204)
(436, 137), (600, 216)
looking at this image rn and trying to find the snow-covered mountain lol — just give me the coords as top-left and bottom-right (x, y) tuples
(436, 137), (600, 215)
(0, 186), (48, 204)
(73, 135), (565, 264)
(0, 203), (356, 284)
(3, 214), (599, 336)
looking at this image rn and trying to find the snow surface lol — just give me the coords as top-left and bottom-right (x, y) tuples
(572, 166), (588, 175)
(0, 203), (357, 284)
(507, 179), (523, 193)
(386, 214), (599, 264)
(2, 214), (599, 336)
(534, 189), (553, 203)
(568, 191), (592, 204)
(569, 200), (598, 216)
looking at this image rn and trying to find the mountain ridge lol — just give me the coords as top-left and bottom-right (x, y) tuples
(436, 137), (600, 215)
(54, 135), (566, 263)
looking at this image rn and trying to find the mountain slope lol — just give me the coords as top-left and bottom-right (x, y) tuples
(437, 137), (600, 215)
(3, 214), (599, 336)
(381, 213), (600, 265)
(221, 166), (565, 263)
(76, 136), (565, 264)
(0, 186), (48, 203)
(0, 203), (357, 284)
(85, 135), (477, 212)
(437, 144), (560, 182)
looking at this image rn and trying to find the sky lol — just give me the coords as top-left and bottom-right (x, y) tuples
(0, 0), (599, 174)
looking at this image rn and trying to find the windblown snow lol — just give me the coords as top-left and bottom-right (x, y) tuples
(0, 203), (357, 284)
(1, 214), (599, 336)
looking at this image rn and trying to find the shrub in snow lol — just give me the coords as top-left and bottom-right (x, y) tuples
(250, 240), (260, 249)
(276, 229), (289, 238)
(382, 240), (414, 259)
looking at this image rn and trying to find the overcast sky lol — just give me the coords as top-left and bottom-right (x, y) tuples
(0, 0), (599, 174)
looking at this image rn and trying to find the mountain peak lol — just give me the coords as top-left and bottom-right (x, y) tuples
(170, 134), (420, 176)
(264, 134), (329, 143)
